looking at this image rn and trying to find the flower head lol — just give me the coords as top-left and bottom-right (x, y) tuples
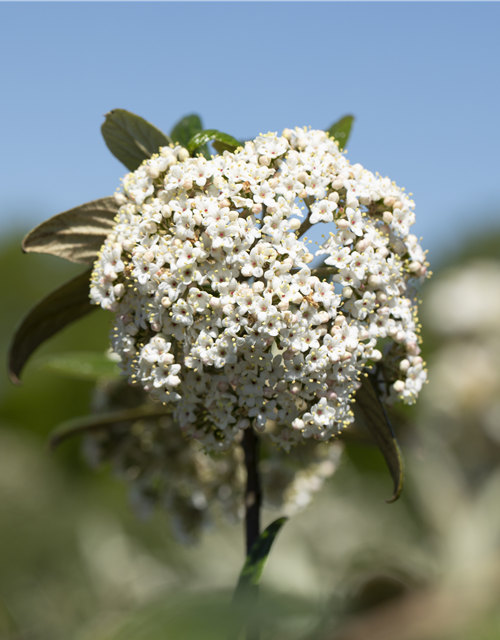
(90, 128), (429, 451)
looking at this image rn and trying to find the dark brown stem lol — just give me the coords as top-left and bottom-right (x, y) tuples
(242, 427), (261, 556)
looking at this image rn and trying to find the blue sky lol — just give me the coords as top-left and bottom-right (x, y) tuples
(0, 2), (499, 265)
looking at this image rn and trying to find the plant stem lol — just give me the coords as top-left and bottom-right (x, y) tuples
(242, 427), (262, 555)
(241, 427), (262, 640)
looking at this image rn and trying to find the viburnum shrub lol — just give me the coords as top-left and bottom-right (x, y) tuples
(10, 111), (429, 626)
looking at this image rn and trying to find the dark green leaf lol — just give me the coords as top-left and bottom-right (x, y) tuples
(49, 405), (170, 450)
(188, 130), (241, 155)
(235, 517), (288, 594)
(355, 375), (404, 502)
(327, 115), (354, 150)
(170, 114), (203, 148)
(38, 351), (121, 381)
(101, 109), (172, 172)
(213, 139), (244, 155)
(8, 270), (95, 385)
(21, 196), (118, 265)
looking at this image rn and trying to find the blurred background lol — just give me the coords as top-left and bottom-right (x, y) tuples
(1, 2), (500, 639)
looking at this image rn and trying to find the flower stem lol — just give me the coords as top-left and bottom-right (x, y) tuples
(242, 427), (261, 555)
(241, 427), (261, 640)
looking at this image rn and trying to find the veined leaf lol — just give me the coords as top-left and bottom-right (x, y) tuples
(49, 405), (170, 450)
(170, 114), (203, 148)
(21, 196), (118, 265)
(327, 115), (354, 150)
(188, 130), (241, 155)
(38, 351), (121, 381)
(235, 517), (288, 594)
(101, 109), (172, 172)
(355, 375), (404, 502)
(8, 270), (95, 385)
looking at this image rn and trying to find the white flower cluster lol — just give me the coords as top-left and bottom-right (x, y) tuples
(90, 127), (428, 451)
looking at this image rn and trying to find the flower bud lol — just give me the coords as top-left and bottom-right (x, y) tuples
(399, 359), (410, 372)
(342, 286), (353, 298)
(393, 380), (406, 393)
(383, 196), (396, 208)
(370, 349), (382, 361)
(376, 291), (387, 303)
(259, 156), (271, 166)
(182, 177), (193, 190)
(368, 275), (381, 287)
(114, 192), (127, 205)
(161, 205), (172, 218)
(252, 204), (263, 215)
(282, 128), (292, 140)
(298, 189), (308, 199)
(292, 418), (305, 430)
(252, 281), (265, 293)
(114, 283), (125, 298)
(290, 383), (302, 395)
(228, 211), (239, 221)
(334, 315), (345, 326)
(408, 261), (421, 273)
(332, 178), (344, 190)
(151, 321), (162, 332)
(217, 381), (230, 393)
(147, 165), (160, 179)
(178, 148), (190, 161)
(297, 138), (308, 150)
(297, 172), (308, 184)
(382, 211), (393, 224)
(328, 191), (340, 203)
(337, 219), (349, 229)
(277, 300), (289, 311)
(289, 218), (301, 230)
(193, 213), (203, 226)
(355, 239), (368, 252)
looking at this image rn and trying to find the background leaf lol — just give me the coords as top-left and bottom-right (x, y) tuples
(170, 114), (203, 148)
(355, 375), (404, 502)
(327, 115), (354, 150)
(49, 405), (170, 450)
(8, 269), (96, 384)
(101, 109), (172, 171)
(38, 351), (121, 381)
(21, 196), (118, 265)
(187, 129), (240, 155)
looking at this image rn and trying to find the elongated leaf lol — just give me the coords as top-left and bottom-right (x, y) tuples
(327, 115), (354, 150)
(188, 129), (241, 155)
(235, 517), (288, 594)
(21, 196), (118, 265)
(355, 375), (404, 502)
(101, 109), (172, 171)
(38, 351), (121, 381)
(49, 405), (170, 450)
(8, 270), (95, 384)
(170, 114), (203, 148)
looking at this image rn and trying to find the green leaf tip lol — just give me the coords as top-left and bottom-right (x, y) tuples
(355, 374), (404, 502)
(170, 114), (203, 148)
(236, 517), (288, 592)
(101, 109), (172, 172)
(327, 115), (355, 150)
(8, 270), (96, 385)
(188, 130), (241, 155)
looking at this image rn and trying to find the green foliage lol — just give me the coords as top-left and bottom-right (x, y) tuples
(170, 114), (203, 148)
(49, 405), (169, 450)
(21, 196), (118, 265)
(354, 375), (404, 502)
(8, 269), (96, 384)
(327, 115), (354, 150)
(101, 109), (172, 171)
(38, 351), (121, 381)
(187, 129), (241, 155)
(235, 518), (288, 594)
